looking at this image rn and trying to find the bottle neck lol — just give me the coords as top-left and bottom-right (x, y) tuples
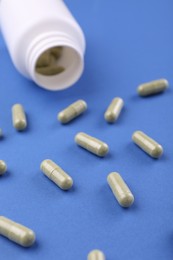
(26, 31), (84, 90)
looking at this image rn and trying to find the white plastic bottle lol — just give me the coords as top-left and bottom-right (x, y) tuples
(0, 0), (85, 91)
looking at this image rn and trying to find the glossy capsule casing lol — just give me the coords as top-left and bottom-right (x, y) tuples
(104, 97), (124, 123)
(40, 159), (73, 190)
(137, 78), (169, 96)
(132, 131), (163, 158)
(0, 216), (35, 247)
(107, 172), (134, 208)
(58, 100), (87, 124)
(12, 104), (27, 131)
(75, 132), (109, 157)
(0, 160), (7, 175)
(88, 250), (106, 260)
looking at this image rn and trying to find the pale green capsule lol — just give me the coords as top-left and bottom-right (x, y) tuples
(12, 104), (27, 131)
(40, 159), (73, 190)
(88, 250), (106, 260)
(107, 172), (134, 208)
(132, 131), (163, 158)
(104, 97), (124, 123)
(0, 216), (35, 247)
(137, 79), (169, 96)
(36, 50), (51, 68)
(75, 132), (109, 157)
(0, 160), (7, 175)
(50, 47), (63, 59)
(35, 47), (64, 76)
(58, 100), (87, 124)
(36, 66), (65, 76)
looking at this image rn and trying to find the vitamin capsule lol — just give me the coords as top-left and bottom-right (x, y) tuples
(36, 50), (51, 68)
(104, 97), (124, 123)
(107, 172), (134, 208)
(75, 132), (109, 157)
(137, 78), (169, 96)
(0, 160), (7, 175)
(36, 66), (65, 76)
(40, 159), (73, 190)
(132, 131), (163, 158)
(0, 216), (35, 247)
(12, 104), (27, 131)
(50, 46), (63, 59)
(58, 100), (87, 124)
(88, 250), (106, 260)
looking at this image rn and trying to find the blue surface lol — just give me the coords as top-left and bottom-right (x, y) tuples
(0, 0), (173, 259)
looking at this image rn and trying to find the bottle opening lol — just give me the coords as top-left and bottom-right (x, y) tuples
(34, 45), (84, 91)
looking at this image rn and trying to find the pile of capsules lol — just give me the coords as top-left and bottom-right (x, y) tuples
(0, 78), (169, 259)
(35, 47), (65, 76)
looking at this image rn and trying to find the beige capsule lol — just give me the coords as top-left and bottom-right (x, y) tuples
(132, 131), (163, 158)
(0, 216), (35, 247)
(0, 160), (7, 175)
(36, 50), (52, 68)
(12, 104), (27, 131)
(36, 52), (63, 73)
(36, 66), (65, 76)
(137, 78), (169, 96)
(50, 46), (63, 59)
(88, 250), (106, 260)
(104, 97), (124, 123)
(107, 172), (134, 208)
(40, 159), (73, 190)
(58, 100), (87, 124)
(75, 132), (109, 157)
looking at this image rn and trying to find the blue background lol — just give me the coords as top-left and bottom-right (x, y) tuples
(0, 0), (173, 259)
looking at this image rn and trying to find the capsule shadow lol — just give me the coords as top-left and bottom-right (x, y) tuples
(19, 240), (40, 251)
(127, 142), (163, 163)
(0, 170), (10, 178)
(121, 201), (138, 211)
(99, 185), (121, 218)
(130, 88), (170, 101)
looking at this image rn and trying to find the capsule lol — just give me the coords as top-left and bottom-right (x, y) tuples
(0, 216), (35, 247)
(36, 66), (65, 76)
(107, 172), (134, 208)
(137, 78), (169, 96)
(0, 160), (7, 175)
(58, 100), (87, 124)
(88, 250), (106, 260)
(104, 97), (124, 123)
(50, 46), (63, 59)
(75, 132), (109, 157)
(36, 50), (51, 68)
(132, 131), (163, 158)
(40, 159), (73, 190)
(12, 104), (27, 131)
